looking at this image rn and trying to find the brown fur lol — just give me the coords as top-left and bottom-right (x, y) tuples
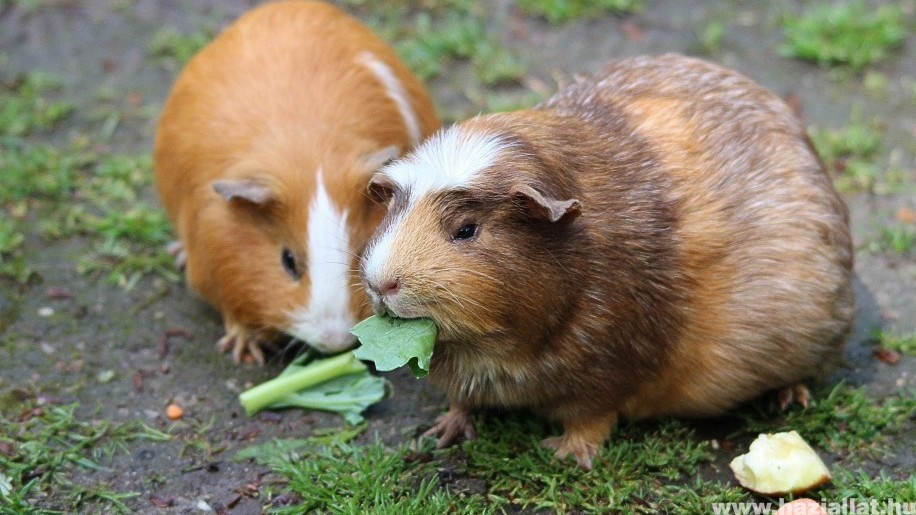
(154, 0), (440, 362)
(365, 54), (852, 468)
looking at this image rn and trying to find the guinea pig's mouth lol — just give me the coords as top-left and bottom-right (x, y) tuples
(370, 294), (426, 321)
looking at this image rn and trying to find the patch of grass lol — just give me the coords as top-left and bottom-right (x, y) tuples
(873, 330), (916, 356)
(738, 382), (914, 458)
(867, 223), (915, 255)
(809, 116), (884, 193)
(148, 27), (213, 69)
(0, 72), (176, 286)
(696, 20), (726, 55)
(0, 401), (170, 513)
(240, 377), (913, 511)
(344, 1), (526, 89)
(780, 0), (906, 70)
(264, 439), (482, 513)
(451, 415), (717, 511)
(517, 0), (642, 25)
(0, 139), (93, 204)
(827, 468), (916, 501)
(396, 10), (525, 86)
(0, 218), (24, 261)
(0, 72), (73, 137)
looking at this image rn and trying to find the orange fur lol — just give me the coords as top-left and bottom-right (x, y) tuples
(154, 1), (440, 362)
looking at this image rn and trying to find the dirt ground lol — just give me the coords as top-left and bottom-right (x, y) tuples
(0, 0), (913, 513)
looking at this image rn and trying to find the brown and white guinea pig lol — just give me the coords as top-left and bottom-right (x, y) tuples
(361, 54), (853, 469)
(154, 1), (440, 363)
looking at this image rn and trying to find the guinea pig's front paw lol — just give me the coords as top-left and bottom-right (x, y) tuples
(541, 411), (619, 470)
(422, 402), (476, 448)
(217, 324), (274, 365)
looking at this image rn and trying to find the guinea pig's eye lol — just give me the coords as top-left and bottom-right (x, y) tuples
(281, 247), (302, 280)
(452, 223), (479, 242)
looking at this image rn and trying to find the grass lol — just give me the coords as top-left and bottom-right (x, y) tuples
(737, 382), (914, 458)
(233, 382), (913, 512)
(868, 223), (915, 256)
(344, 1), (530, 119)
(0, 400), (170, 513)
(873, 330), (916, 356)
(808, 114), (887, 193)
(695, 20), (726, 55)
(0, 72), (176, 287)
(147, 27), (213, 70)
(517, 0), (642, 25)
(780, 0), (906, 70)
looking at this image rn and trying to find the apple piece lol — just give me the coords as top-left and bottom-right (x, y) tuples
(730, 431), (831, 495)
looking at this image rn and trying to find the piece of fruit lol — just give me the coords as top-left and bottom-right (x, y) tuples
(165, 403), (184, 420)
(729, 431), (831, 495)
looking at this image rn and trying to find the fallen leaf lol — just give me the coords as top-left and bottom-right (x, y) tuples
(873, 347), (901, 365)
(45, 287), (73, 299)
(149, 494), (175, 508)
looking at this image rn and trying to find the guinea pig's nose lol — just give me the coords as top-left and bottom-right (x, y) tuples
(381, 277), (400, 296)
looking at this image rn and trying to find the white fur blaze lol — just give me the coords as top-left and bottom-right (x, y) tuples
(358, 51), (422, 145)
(288, 168), (357, 353)
(361, 207), (409, 305)
(381, 125), (509, 202)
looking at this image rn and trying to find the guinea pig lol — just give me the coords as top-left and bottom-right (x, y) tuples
(154, 0), (440, 363)
(360, 54), (853, 469)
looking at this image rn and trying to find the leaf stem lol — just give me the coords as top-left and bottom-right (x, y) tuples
(239, 352), (366, 416)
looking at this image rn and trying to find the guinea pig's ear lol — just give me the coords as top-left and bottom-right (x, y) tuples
(510, 183), (581, 224)
(367, 173), (396, 205)
(212, 179), (274, 205)
(362, 145), (400, 172)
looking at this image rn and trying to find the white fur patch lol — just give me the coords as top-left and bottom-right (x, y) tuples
(381, 125), (509, 200)
(362, 126), (508, 293)
(288, 168), (356, 353)
(358, 51), (421, 145)
(361, 207), (409, 301)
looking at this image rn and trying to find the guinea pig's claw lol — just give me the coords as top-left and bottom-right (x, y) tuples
(166, 241), (187, 270)
(423, 405), (476, 448)
(775, 383), (811, 411)
(541, 435), (598, 470)
(217, 331), (266, 365)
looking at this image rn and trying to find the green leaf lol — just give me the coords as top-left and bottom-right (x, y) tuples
(238, 352), (371, 418)
(271, 373), (388, 425)
(351, 315), (437, 378)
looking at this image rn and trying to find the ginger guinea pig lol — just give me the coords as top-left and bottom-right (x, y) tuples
(154, 1), (440, 363)
(361, 54), (853, 469)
